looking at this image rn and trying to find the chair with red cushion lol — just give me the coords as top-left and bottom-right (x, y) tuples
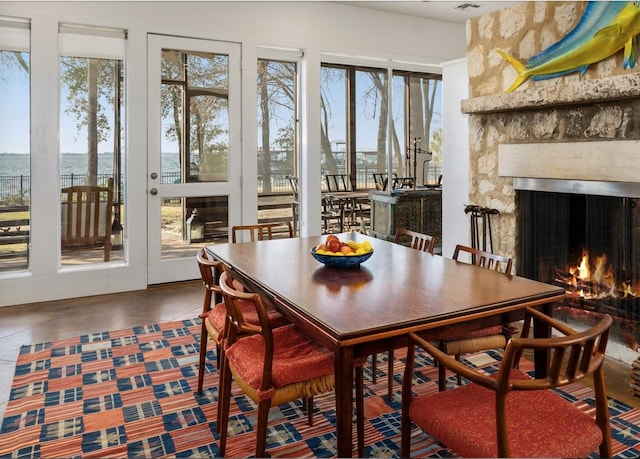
(401, 307), (613, 458)
(435, 244), (516, 390)
(195, 248), (288, 394)
(369, 228), (436, 399)
(217, 270), (335, 457)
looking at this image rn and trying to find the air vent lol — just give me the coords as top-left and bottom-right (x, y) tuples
(455, 3), (480, 10)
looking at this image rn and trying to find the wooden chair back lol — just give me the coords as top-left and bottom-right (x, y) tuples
(393, 228), (435, 253)
(285, 176), (300, 235)
(453, 244), (513, 274)
(401, 307), (613, 458)
(61, 177), (114, 261)
(196, 248), (223, 300)
(218, 270), (275, 384)
(325, 173), (353, 192)
(286, 175), (299, 200)
(231, 221), (294, 243)
(372, 173), (388, 191)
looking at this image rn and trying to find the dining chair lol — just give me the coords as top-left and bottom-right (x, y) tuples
(367, 228), (436, 399)
(216, 270), (336, 457)
(60, 177), (114, 262)
(401, 307), (613, 458)
(231, 221), (293, 243)
(195, 248), (288, 395)
(393, 227), (436, 253)
(435, 244), (516, 390)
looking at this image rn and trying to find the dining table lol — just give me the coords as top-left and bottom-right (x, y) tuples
(206, 232), (566, 457)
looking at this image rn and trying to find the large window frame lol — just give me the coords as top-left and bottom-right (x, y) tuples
(319, 62), (442, 190)
(58, 23), (126, 266)
(0, 17), (30, 273)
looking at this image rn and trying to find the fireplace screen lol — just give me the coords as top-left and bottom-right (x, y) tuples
(518, 190), (640, 349)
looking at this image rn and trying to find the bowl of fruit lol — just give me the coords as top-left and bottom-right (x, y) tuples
(310, 235), (373, 268)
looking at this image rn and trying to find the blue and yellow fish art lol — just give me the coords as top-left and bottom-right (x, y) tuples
(498, 1), (640, 93)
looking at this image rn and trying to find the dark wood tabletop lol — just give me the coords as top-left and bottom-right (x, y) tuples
(206, 232), (565, 457)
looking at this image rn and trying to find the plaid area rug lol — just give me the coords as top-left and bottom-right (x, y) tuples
(1, 318), (639, 458)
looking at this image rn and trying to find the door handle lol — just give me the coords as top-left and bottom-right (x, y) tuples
(150, 188), (158, 195)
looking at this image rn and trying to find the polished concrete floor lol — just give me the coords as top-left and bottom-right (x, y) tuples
(1, 280), (639, 425)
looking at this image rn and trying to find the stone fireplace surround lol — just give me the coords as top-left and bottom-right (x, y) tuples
(463, 1), (640, 364)
(461, 72), (640, 263)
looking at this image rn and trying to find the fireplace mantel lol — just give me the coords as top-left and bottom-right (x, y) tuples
(461, 73), (640, 115)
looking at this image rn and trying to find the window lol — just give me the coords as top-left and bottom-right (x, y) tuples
(161, 49), (230, 185)
(320, 63), (442, 189)
(59, 24), (126, 265)
(398, 72), (442, 186)
(0, 17), (30, 272)
(257, 58), (297, 194)
(256, 55), (298, 228)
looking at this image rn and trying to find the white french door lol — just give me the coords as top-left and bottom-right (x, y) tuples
(147, 34), (241, 284)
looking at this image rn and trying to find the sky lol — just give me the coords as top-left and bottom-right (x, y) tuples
(1, 60), (118, 154)
(1, 55), (442, 157)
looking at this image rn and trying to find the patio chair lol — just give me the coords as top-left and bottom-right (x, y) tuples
(401, 307), (613, 458)
(61, 177), (113, 262)
(325, 173), (370, 229)
(287, 175), (342, 234)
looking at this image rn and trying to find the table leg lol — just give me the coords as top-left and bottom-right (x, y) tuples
(335, 346), (354, 457)
(533, 302), (553, 378)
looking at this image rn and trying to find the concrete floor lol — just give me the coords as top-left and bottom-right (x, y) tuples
(1, 280), (638, 425)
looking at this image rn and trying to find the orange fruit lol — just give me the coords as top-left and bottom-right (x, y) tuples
(316, 243), (327, 252)
(340, 245), (354, 255)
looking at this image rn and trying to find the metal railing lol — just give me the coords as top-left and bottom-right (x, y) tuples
(1, 166), (442, 205)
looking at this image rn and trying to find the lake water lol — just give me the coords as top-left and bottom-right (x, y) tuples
(0, 153), (180, 176)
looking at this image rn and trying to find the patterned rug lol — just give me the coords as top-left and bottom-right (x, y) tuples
(1, 318), (639, 458)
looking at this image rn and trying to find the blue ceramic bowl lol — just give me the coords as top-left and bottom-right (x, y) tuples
(310, 247), (373, 268)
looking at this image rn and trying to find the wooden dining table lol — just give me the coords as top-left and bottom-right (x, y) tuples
(206, 232), (566, 457)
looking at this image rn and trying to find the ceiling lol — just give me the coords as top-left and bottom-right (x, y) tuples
(336, 1), (520, 24)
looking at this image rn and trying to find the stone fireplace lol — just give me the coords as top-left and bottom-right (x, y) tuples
(462, 1), (640, 362)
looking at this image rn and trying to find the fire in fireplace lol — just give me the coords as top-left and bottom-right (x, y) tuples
(517, 186), (640, 351)
(556, 250), (638, 300)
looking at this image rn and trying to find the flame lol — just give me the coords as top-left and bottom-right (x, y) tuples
(565, 250), (637, 299)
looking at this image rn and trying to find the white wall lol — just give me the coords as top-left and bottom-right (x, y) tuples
(442, 58), (470, 259)
(0, 1), (467, 306)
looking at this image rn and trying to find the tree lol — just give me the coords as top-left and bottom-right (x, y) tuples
(257, 60), (296, 192)
(161, 51), (233, 183)
(60, 57), (118, 186)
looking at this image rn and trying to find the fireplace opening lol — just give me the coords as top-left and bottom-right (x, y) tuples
(517, 190), (640, 352)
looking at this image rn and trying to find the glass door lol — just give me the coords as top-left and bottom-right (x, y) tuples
(147, 34), (241, 284)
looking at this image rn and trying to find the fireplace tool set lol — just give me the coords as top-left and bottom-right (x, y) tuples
(464, 204), (499, 253)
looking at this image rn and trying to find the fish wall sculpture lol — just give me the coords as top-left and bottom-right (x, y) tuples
(498, 1), (640, 93)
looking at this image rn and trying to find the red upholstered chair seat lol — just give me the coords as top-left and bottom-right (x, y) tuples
(217, 270), (335, 457)
(401, 307), (613, 458)
(409, 368), (602, 458)
(225, 323), (334, 394)
(206, 299), (289, 336)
